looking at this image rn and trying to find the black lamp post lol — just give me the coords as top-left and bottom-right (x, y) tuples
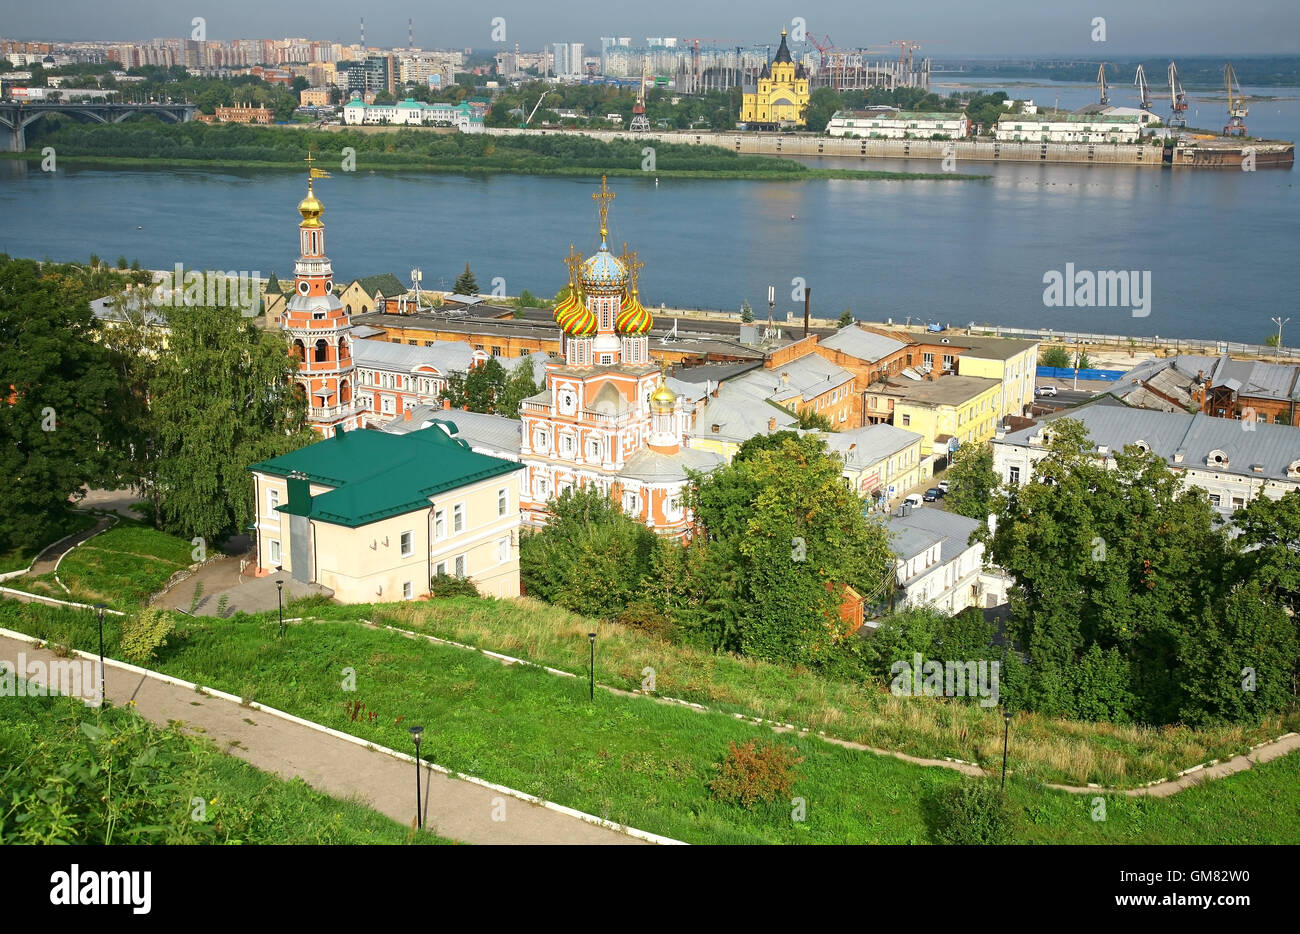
(93, 603), (106, 705)
(1001, 710), (1013, 791)
(409, 725), (424, 830)
(588, 632), (596, 702)
(275, 567), (284, 637)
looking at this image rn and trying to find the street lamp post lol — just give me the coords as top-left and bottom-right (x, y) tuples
(588, 632), (596, 702)
(409, 725), (424, 830)
(94, 603), (106, 705)
(275, 567), (284, 637)
(1272, 316), (1290, 364)
(1001, 710), (1013, 791)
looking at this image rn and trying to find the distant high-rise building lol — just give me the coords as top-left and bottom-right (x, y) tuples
(569, 43), (584, 75)
(552, 42), (568, 76)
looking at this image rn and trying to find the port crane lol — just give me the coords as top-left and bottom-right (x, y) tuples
(629, 60), (650, 131)
(520, 89), (552, 128)
(1223, 62), (1248, 137)
(1096, 63), (1110, 105)
(1134, 64), (1152, 111)
(1167, 61), (1188, 129)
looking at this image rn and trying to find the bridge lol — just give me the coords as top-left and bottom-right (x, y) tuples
(0, 101), (197, 152)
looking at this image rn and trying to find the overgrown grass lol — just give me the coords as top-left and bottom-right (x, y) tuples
(0, 688), (448, 844)
(1, 599), (1294, 844)
(12, 522), (194, 610)
(0, 510), (97, 574)
(333, 597), (1298, 789)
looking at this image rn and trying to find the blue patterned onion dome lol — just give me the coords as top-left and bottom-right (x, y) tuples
(580, 243), (628, 294)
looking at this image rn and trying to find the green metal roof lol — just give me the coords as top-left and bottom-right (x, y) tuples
(248, 426), (522, 528)
(353, 273), (407, 299)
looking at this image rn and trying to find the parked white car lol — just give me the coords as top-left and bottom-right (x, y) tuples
(1035, 385), (1058, 398)
(903, 493), (925, 508)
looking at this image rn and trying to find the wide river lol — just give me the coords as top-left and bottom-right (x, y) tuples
(1, 79), (1295, 342)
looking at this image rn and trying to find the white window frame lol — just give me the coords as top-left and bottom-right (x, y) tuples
(266, 488), (280, 517)
(402, 581), (413, 600)
(454, 554), (466, 577)
(498, 488), (508, 517)
(497, 538), (510, 563)
(268, 539), (282, 565)
(434, 509), (446, 540)
(400, 530), (414, 557)
(453, 503), (465, 533)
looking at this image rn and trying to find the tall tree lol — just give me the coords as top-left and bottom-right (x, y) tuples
(943, 442), (1000, 520)
(151, 301), (311, 544)
(0, 258), (121, 551)
(497, 357), (540, 419)
(1233, 489), (1300, 611)
(452, 262), (479, 296)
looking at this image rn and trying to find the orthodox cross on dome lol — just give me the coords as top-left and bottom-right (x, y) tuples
(592, 174), (615, 241)
(620, 243), (644, 291)
(563, 243), (583, 285)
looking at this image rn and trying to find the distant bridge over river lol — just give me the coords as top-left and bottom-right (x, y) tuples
(0, 101), (196, 152)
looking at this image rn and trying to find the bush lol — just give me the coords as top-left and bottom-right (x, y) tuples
(929, 778), (1016, 844)
(614, 600), (675, 643)
(708, 740), (803, 809)
(119, 608), (175, 664)
(428, 572), (481, 599)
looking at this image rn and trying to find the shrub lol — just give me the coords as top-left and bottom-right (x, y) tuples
(929, 778), (1016, 844)
(120, 608), (175, 664)
(614, 600), (675, 642)
(429, 572), (481, 599)
(708, 740), (803, 809)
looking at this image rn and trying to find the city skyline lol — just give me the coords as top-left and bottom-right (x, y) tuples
(2, 0), (1298, 56)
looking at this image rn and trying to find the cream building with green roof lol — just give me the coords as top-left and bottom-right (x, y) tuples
(249, 424), (524, 602)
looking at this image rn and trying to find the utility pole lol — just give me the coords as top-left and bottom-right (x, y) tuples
(1272, 316), (1290, 363)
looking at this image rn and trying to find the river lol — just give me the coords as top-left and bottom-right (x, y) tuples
(0, 79), (1295, 343)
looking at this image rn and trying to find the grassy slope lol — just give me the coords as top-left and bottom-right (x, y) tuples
(0, 598), (1294, 844)
(14, 521), (193, 610)
(0, 510), (98, 574)
(0, 689), (448, 844)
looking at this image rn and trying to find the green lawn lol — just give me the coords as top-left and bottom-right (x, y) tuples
(1, 598), (1294, 844)
(0, 510), (97, 574)
(0, 688), (450, 844)
(13, 522), (194, 610)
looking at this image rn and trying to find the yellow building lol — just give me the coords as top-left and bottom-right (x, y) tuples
(950, 335), (1040, 421)
(818, 424), (927, 508)
(249, 423), (524, 603)
(741, 29), (810, 128)
(890, 375), (1002, 460)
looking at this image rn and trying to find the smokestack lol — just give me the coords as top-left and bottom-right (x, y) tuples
(804, 287), (811, 339)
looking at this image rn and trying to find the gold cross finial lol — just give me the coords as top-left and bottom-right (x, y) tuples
(563, 244), (583, 285)
(592, 175), (615, 242)
(620, 243), (644, 294)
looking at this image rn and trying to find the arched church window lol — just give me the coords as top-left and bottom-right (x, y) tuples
(314, 339), (328, 363)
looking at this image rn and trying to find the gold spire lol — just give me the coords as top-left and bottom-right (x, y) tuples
(592, 174), (615, 242)
(563, 243), (583, 286)
(650, 361), (676, 408)
(298, 150), (325, 226)
(620, 243), (644, 295)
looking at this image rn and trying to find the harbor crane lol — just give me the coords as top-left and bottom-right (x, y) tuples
(629, 60), (650, 131)
(1223, 62), (1248, 137)
(1167, 61), (1188, 129)
(1134, 64), (1152, 111)
(1097, 63), (1110, 105)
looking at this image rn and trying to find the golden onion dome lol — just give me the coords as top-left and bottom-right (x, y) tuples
(650, 375), (677, 409)
(553, 288), (581, 330)
(615, 287), (653, 335)
(298, 181), (324, 228)
(567, 298), (597, 337)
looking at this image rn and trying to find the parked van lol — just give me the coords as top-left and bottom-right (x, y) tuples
(903, 493), (925, 508)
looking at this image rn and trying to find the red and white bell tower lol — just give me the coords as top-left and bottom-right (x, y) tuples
(282, 155), (361, 437)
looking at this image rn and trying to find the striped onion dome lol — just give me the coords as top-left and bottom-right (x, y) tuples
(567, 295), (597, 337)
(553, 287), (582, 331)
(615, 286), (652, 335)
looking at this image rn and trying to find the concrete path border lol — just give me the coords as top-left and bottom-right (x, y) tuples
(0, 626), (683, 846)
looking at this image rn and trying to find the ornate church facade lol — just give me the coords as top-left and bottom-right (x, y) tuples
(517, 177), (723, 538)
(741, 29), (810, 128)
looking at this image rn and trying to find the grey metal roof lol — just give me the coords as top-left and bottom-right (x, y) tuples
(817, 424), (924, 469)
(892, 374), (1000, 407)
(820, 326), (906, 362)
(1001, 401), (1300, 481)
(383, 406), (522, 457)
(621, 445), (725, 482)
(726, 354), (855, 404)
(353, 337), (474, 375)
(687, 386), (799, 444)
(885, 508), (983, 575)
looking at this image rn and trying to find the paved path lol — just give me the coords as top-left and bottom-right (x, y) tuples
(27, 515), (115, 578)
(0, 631), (653, 845)
(151, 556), (332, 617)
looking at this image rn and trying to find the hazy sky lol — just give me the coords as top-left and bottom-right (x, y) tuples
(4, 0), (1297, 55)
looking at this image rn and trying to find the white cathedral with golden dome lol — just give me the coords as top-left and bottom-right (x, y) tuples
(517, 176), (724, 537)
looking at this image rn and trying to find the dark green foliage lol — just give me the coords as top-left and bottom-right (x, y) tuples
(429, 572), (481, 599)
(1040, 345), (1071, 368)
(452, 262), (479, 296)
(942, 442), (1000, 520)
(441, 356), (537, 419)
(837, 309), (854, 328)
(928, 779), (1016, 844)
(0, 258), (122, 552)
(520, 486), (660, 619)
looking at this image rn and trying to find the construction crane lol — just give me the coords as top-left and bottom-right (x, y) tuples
(520, 89), (552, 128)
(1168, 61), (1188, 129)
(1097, 63), (1110, 105)
(1134, 64), (1152, 111)
(805, 32), (834, 70)
(1224, 62), (1248, 137)
(629, 59), (650, 131)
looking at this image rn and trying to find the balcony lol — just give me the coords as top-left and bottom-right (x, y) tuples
(308, 402), (363, 421)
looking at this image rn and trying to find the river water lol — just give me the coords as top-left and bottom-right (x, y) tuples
(0, 79), (1295, 342)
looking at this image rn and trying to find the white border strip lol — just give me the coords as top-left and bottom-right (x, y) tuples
(0, 624), (685, 846)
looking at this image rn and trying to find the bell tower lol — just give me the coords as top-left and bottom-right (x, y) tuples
(282, 153), (360, 438)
